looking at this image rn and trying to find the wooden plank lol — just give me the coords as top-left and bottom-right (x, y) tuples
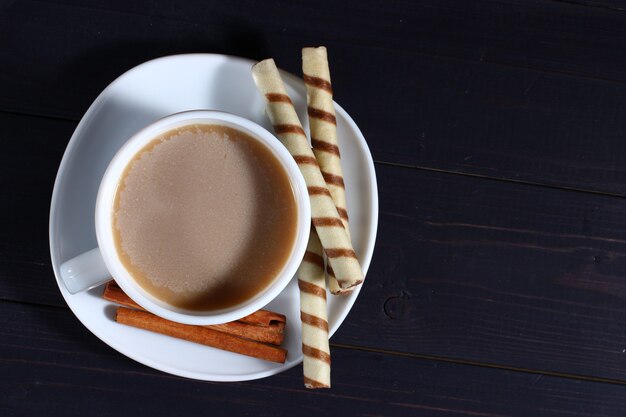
(551, 1), (626, 11)
(338, 162), (626, 381)
(4, 2), (626, 193)
(358, 51), (626, 195)
(2, 301), (626, 417)
(4, 0), (626, 111)
(5, 111), (626, 380)
(0, 113), (70, 307)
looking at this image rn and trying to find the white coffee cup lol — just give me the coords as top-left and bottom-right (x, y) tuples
(60, 110), (311, 325)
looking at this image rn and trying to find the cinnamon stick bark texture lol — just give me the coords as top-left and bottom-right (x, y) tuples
(115, 307), (287, 363)
(302, 46), (353, 295)
(238, 309), (286, 327)
(211, 320), (284, 346)
(102, 280), (142, 309)
(103, 281), (285, 345)
(251, 59), (364, 291)
(298, 228), (331, 388)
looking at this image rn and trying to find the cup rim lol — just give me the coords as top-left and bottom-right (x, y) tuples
(95, 110), (310, 325)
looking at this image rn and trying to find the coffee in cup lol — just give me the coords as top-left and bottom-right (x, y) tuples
(113, 123), (297, 311)
(60, 110), (310, 326)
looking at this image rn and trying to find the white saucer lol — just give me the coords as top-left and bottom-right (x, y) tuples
(49, 54), (378, 381)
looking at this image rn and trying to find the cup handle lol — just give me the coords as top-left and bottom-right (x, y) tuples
(60, 248), (111, 294)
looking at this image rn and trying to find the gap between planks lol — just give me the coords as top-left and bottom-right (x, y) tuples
(331, 342), (626, 387)
(374, 160), (626, 200)
(0, 108), (79, 123)
(3, 298), (626, 386)
(2, 107), (626, 201)
(547, 0), (626, 13)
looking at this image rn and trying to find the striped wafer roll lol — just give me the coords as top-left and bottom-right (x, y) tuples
(302, 46), (352, 295)
(252, 59), (363, 290)
(298, 228), (330, 388)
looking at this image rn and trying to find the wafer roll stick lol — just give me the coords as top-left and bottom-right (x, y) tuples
(302, 46), (352, 295)
(298, 228), (331, 388)
(251, 59), (363, 290)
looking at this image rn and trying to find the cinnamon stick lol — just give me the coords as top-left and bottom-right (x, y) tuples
(103, 281), (285, 345)
(239, 309), (287, 327)
(115, 307), (288, 363)
(211, 321), (284, 346)
(102, 281), (142, 310)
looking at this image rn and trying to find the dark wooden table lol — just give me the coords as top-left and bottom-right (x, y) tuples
(4, 0), (626, 415)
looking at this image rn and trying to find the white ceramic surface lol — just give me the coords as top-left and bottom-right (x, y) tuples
(49, 54), (378, 381)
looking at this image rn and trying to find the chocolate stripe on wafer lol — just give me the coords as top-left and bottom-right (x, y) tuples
(311, 138), (340, 157)
(308, 107), (336, 125)
(298, 278), (327, 298)
(273, 124), (306, 135)
(266, 93), (293, 103)
(303, 74), (333, 94)
(296, 228), (331, 389)
(336, 207), (349, 221)
(327, 264), (335, 278)
(302, 344), (331, 363)
(322, 172), (345, 188)
(325, 248), (357, 259)
(304, 376), (330, 389)
(303, 251), (324, 269)
(301, 312), (329, 332)
(312, 217), (344, 228)
(252, 58), (363, 293)
(302, 46), (356, 296)
(307, 186), (332, 197)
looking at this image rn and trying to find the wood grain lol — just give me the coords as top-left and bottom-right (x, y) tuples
(2, 301), (626, 417)
(0, 112), (69, 306)
(5, 111), (626, 381)
(5, 1), (626, 414)
(4, 1), (626, 193)
(337, 163), (626, 381)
